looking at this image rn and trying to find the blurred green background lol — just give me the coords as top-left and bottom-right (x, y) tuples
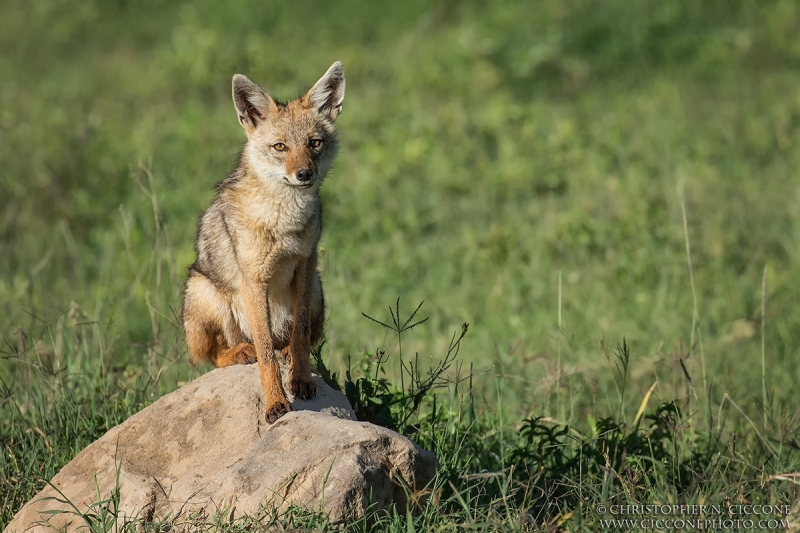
(1, 0), (799, 417)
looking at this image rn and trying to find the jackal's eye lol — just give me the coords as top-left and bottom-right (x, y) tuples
(309, 138), (323, 149)
(272, 142), (287, 152)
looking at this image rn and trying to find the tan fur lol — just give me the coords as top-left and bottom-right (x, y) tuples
(181, 62), (344, 423)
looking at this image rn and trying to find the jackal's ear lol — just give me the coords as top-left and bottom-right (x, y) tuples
(232, 74), (275, 132)
(306, 61), (345, 122)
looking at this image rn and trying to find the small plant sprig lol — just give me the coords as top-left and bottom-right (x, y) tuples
(362, 298), (429, 394)
(327, 299), (468, 434)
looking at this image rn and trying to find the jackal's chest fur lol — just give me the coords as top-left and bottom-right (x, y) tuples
(242, 192), (321, 272)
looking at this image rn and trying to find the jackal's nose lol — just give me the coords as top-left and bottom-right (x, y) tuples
(296, 168), (314, 182)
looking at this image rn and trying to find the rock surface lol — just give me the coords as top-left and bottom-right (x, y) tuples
(5, 364), (437, 532)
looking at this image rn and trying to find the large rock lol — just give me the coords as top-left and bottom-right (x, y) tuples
(5, 364), (437, 532)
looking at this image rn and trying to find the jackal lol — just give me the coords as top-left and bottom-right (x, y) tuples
(181, 62), (344, 423)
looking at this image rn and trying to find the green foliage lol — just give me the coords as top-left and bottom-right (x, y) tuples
(507, 403), (706, 509)
(343, 362), (397, 429)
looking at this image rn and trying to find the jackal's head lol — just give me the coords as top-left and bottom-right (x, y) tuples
(232, 62), (345, 191)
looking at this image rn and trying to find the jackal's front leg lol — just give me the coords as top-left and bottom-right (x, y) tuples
(241, 280), (290, 423)
(287, 251), (318, 400)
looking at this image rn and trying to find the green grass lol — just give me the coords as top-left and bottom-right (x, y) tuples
(2, 0), (800, 530)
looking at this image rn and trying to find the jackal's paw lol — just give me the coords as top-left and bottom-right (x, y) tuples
(264, 398), (291, 424)
(233, 343), (257, 364)
(280, 346), (291, 364)
(290, 376), (317, 400)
